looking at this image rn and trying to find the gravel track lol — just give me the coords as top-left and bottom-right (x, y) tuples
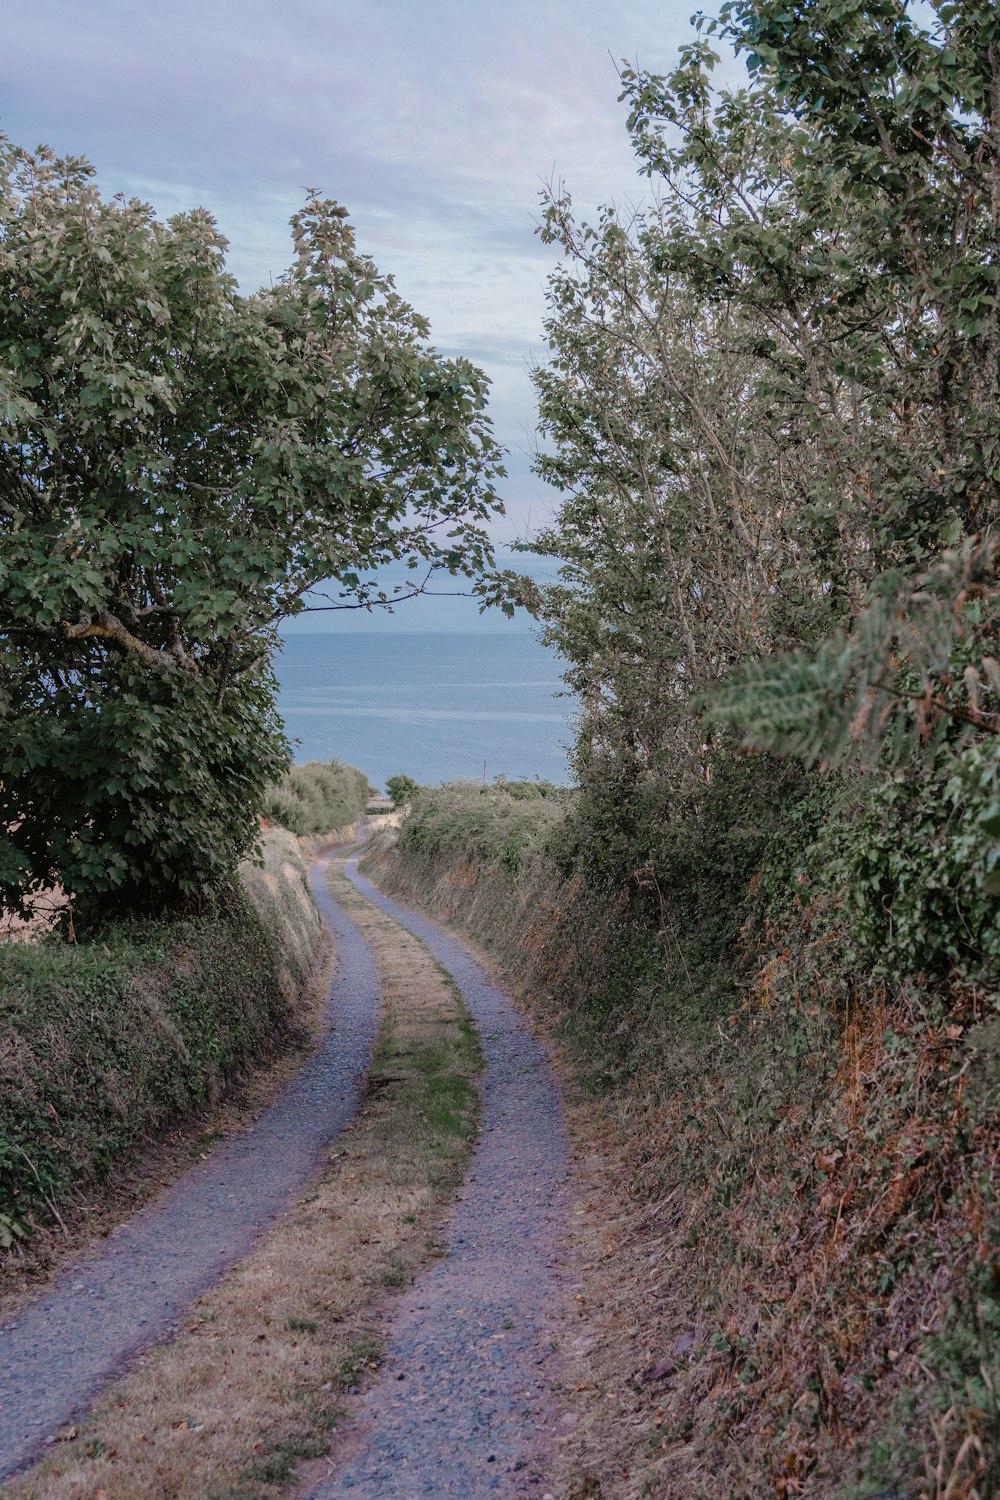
(0, 850), (380, 1483)
(307, 853), (569, 1499)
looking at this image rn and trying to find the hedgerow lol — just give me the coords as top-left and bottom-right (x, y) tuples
(369, 774), (1000, 1497)
(0, 830), (322, 1247)
(396, 780), (569, 877)
(261, 759), (370, 838)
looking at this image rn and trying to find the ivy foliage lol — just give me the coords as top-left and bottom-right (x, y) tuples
(806, 742), (1000, 987)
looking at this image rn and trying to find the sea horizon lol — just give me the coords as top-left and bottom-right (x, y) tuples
(274, 629), (576, 793)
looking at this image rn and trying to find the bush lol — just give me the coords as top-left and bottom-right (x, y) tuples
(398, 781), (568, 877)
(0, 829), (322, 1241)
(1, 657), (288, 931)
(815, 744), (1000, 989)
(262, 759), (369, 837)
(490, 777), (562, 800)
(386, 774), (419, 808)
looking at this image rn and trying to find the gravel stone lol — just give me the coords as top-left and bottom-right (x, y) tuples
(0, 851), (380, 1481)
(307, 853), (569, 1499)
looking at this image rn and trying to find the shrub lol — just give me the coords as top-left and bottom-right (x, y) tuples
(0, 829), (322, 1238)
(397, 781), (567, 876)
(261, 760), (369, 837)
(386, 774), (420, 808)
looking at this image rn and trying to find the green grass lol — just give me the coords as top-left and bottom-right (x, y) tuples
(286, 1317), (317, 1334)
(330, 1334), (385, 1390)
(397, 780), (569, 876)
(424, 1074), (478, 1140)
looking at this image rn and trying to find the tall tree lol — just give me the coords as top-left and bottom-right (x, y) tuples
(0, 142), (504, 923)
(686, 0), (1000, 759)
(535, 0), (1000, 786)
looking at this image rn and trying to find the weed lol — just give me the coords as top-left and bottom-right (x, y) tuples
(330, 1334), (385, 1390)
(286, 1317), (317, 1334)
(248, 1438), (325, 1485)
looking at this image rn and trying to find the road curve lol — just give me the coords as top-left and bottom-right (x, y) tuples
(308, 852), (569, 1498)
(0, 849), (380, 1482)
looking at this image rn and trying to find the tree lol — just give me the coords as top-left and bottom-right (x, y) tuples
(689, 0), (1000, 768)
(531, 193), (814, 803)
(0, 141), (504, 923)
(533, 1), (1000, 791)
(386, 774), (419, 808)
(522, 0), (1000, 987)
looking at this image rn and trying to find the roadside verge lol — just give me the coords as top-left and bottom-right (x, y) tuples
(3, 847), (481, 1500)
(0, 828), (332, 1309)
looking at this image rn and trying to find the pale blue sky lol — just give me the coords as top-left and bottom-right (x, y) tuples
(2, 0), (712, 627)
(278, 550), (562, 633)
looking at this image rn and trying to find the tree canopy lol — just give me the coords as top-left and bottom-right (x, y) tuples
(532, 0), (1000, 788)
(521, 0), (1000, 1006)
(0, 141), (504, 922)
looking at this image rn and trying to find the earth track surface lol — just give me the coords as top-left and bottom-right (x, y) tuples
(0, 841), (572, 1497)
(306, 853), (569, 1498)
(0, 850), (380, 1482)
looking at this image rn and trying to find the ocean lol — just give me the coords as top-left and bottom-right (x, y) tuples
(273, 631), (575, 792)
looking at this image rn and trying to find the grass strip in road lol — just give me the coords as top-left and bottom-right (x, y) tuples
(5, 857), (482, 1500)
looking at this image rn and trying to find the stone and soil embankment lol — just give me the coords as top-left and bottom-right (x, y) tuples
(0, 825), (336, 1303)
(0, 838), (574, 1499)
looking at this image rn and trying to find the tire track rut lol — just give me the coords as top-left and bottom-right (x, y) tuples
(307, 854), (569, 1498)
(0, 850), (380, 1482)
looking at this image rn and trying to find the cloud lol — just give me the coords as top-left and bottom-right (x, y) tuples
(1, 0), (704, 538)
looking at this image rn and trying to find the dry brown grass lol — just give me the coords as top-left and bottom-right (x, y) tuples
(536, 1001), (990, 1500)
(291, 823), (361, 861)
(5, 855), (481, 1500)
(575, 1079), (992, 1500)
(365, 836), (1000, 1500)
(535, 1095), (717, 1500)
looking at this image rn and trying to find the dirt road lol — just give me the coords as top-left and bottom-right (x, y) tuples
(303, 853), (569, 1496)
(0, 841), (571, 1497)
(0, 851), (380, 1482)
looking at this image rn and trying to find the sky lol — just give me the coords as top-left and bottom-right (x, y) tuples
(2, 0), (712, 627)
